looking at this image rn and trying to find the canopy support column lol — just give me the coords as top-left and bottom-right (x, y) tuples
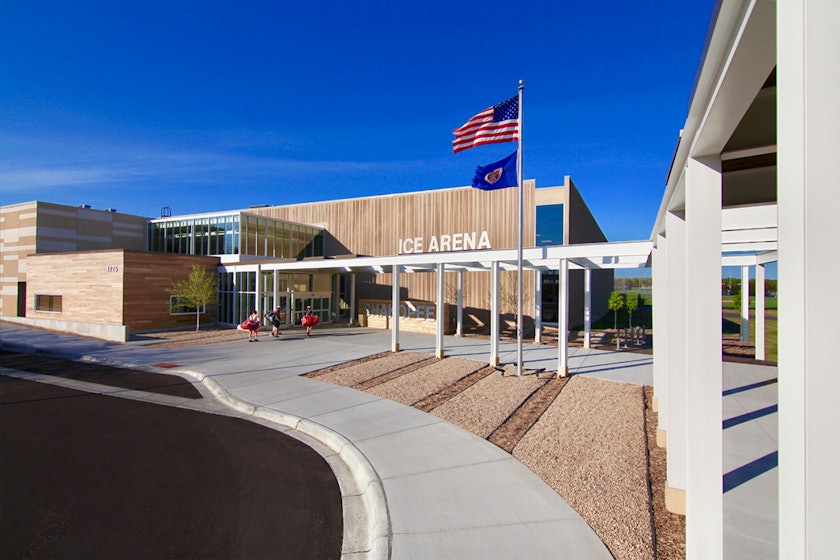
(255, 264), (262, 317)
(755, 263), (765, 360)
(391, 265), (400, 352)
(556, 258), (569, 377)
(435, 263), (446, 359)
(683, 156), (723, 558)
(534, 269), (542, 343)
(740, 264), (750, 341)
(349, 273), (356, 325)
(490, 261), (500, 367)
(583, 267), (592, 349)
(664, 210), (687, 516)
(456, 270), (464, 336)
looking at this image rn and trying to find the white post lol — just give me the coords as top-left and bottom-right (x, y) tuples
(755, 262), (765, 361)
(255, 264), (262, 317)
(456, 270), (464, 336)
(684, 156), (723, 560)
(436, 263), (446, 359)
(490, 261), (500, 367)
(583, 267), (592, 349)
(534, 268), (542, 343)
(349, 273), (356, 325)
(556, 259), (569, 377)
(391, 265), (400, 352)
(286, 288), (292, 328)
(652, 234), (670, 446)
(273, 269), (279, 314)
(741, 264), (750, 342)
(665, 210), (687, 515)
(778, 1), (840, 555)
(233, 269), (240, 322)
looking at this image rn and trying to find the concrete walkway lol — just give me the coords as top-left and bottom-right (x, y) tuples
(1, 322), (777, 559)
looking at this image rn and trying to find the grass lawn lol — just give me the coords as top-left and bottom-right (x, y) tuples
(586, 307), (653, 332)
(582, 297), (777, 363)
(722, 295), (778, 310)
(722, 307), (778, 362)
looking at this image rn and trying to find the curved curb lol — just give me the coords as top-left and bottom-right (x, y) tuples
(62, 351), (391, 560)
(174, 367), (392, 560)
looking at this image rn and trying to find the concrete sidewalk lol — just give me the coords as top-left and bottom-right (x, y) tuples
(1, 322), (613, 559)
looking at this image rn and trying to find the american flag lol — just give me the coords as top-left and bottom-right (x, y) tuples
(452, 96), (519, 153)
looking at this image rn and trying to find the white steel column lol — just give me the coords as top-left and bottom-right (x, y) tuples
(534, 269), (542, 343)
(755, 262), (765, 361)
(456, 270), (463, 336)
(740, 265), (750, 342)
(349, 273), (356, 325)
(435, 263), (446, 359)
(255, 265), (262, 317)
(273, 270), (279, 313)
(664, 210), (687, 515)
(233, 269), (240, 322)
(652, 234), (669, 446)
(490, 261), (500, 367)
(684, 156), (723, 560)
(391, 266), (400, 352)
(285, 287), (292, 328)
(556, 259), (569, 377)
(583, 267), (592, 349)
(778, 0), (840, 555)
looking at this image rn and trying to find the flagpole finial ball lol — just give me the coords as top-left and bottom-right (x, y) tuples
(519, 79), (524, 88)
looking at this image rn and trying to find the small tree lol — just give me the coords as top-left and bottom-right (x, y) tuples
(169, 265), (217, 332)
(732, 291), (742, 311)
(608, 291), (625, 330)
(626, 292), (640, 329)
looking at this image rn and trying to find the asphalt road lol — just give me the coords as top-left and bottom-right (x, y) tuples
(0, 352), (343, 559)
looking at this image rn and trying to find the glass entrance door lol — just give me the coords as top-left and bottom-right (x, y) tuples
(291, 292), (331, 326)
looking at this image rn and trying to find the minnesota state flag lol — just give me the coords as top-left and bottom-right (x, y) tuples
(471, 150), (518, 191)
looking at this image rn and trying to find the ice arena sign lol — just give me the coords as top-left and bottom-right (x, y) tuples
(398, 230), (491, 254)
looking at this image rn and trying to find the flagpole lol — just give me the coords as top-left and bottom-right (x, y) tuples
(516, 80), (524, 378)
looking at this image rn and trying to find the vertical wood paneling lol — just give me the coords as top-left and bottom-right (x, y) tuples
(253, 181), (536, 312)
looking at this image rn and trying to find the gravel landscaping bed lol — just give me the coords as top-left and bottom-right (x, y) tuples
(367, 357), (483, 407)
(514, 376), (654, 560)
(432, 370), (546, 438)
(309, 351), (429, 387)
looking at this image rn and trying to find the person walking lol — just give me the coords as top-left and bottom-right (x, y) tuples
(266, 306), (282, 337)
(247, 310), (260, 342)
(302, 305), (317, 337)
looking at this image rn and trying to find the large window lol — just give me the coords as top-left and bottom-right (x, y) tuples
(151, 212), (323, 258)
(170, 296), (206, 315)
(536, 204), (564, 246)
(35, 294), (62, 312)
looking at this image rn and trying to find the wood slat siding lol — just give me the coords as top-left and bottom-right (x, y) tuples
(254, 181), (537, 315)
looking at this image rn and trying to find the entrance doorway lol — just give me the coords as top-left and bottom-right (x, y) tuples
(291, 292), (331, 326)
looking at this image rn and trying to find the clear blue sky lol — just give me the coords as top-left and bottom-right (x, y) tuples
(1, 1), (715, 244)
